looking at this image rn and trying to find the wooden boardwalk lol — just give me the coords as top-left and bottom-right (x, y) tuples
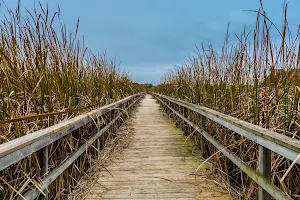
(85, 94), (231, 200)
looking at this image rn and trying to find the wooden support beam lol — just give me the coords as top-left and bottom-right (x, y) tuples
(96, 139), (101, 160)
(258, 145), (271, 200)
(200, 116), (206, 158)
(36, 146), (49, 200)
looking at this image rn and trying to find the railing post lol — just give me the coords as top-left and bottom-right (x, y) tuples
(96, 138), (101, 160)
(169, 100), (173, 118)
(182, 107), (188, 136)
(258, 145), (271, 200)
(36, 146), (49, 200)
(200, 116), (206, 158)
(101, 134), (105, 150)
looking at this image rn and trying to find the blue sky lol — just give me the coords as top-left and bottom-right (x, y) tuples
(1, 0), (299, 84)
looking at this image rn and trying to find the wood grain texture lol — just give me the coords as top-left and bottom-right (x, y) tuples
(85, 94), (231, 200)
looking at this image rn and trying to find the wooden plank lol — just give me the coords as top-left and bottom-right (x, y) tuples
(98, 173), (202, 179)
(86, 198), (196, 200)
(96, 138), (101, 160)
(36, 146), (49, 200)
(200, 115), (206, 158)
(90, 181), (208, 189)
(113, 157), (200, 162)
(258, 145), (271, 200)
(105, 161), (202, 167)
(97, 193), (197, 198)
(88, 188), (197, 193)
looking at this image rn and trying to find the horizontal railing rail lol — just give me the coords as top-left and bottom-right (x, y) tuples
(153, 93), (299, 200)
(0, 92), (145, 199)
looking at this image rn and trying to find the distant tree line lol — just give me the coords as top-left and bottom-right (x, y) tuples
(142, 83), (154, 89)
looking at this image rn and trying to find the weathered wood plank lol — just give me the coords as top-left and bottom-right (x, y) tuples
(36, 146), (49, 200)
(258, 145), (271, 200)
(85, 95), (231, 200)
(200, 115), (206, 158)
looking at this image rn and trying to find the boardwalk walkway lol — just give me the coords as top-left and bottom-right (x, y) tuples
(85, 95), (231, 200)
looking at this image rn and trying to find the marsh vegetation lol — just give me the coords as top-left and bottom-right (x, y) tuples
(0, 3), (143, 199)
(154, 2), (299, 199)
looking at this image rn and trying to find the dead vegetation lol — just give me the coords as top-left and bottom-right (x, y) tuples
(0, 2), (143, 199)
(154, 1), (299, 199)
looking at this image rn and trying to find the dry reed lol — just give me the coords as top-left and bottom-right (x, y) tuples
(0, 2), (143, 199)
(154, 2), (299, 199)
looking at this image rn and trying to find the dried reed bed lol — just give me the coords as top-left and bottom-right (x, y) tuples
(0, 3), (143, 200)
(154, 2), (299, 199)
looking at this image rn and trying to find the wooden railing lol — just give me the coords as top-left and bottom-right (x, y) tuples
(154, 93), (300, 200)
(0, 92), (145, 199)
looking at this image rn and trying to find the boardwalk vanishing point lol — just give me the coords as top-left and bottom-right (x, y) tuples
(2, 92), (298, 200)
(85, 95), (231, 199)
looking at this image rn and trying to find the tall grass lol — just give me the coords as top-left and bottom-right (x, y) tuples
(154, 2), (299, 199)
(0, 2), (143, 199)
